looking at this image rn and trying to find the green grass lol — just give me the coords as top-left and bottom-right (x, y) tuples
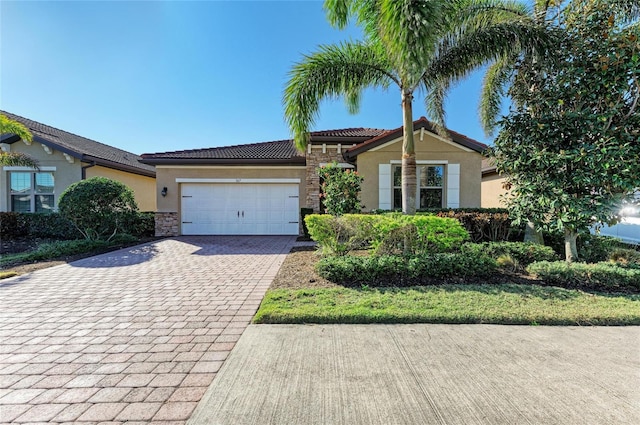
(0, 239), (112, 267)
(254, 284), (640, 326)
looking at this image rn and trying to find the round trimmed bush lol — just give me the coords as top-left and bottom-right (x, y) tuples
(58, 177), (138, 240)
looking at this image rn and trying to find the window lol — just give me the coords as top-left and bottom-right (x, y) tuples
(9, 172), (55, 213)
(393, 165), (444, 209)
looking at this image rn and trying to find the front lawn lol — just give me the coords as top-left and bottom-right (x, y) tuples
(254, 284), (640, 325)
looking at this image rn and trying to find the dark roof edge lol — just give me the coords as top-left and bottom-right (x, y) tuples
(309, 135), (374, 143)
(82, 156), (156, 177)
(482, 166), (499, 176)
(139, 157), (306, 166)
(344, 120), (487, 160)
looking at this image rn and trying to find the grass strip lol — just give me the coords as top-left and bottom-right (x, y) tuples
(254, 284), (640, 326)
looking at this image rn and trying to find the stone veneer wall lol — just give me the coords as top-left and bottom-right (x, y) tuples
(305, 145), (350, 212)
(155, 212), (179, 237)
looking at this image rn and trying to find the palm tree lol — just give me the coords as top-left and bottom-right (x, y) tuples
(284, 0), (552, 214)
(0, 114), (39, 168)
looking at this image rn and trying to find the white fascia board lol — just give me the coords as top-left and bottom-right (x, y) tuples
(176, 178), (301, 184)
(3, 166), (57, 171)
(368, 133), (474, 153)
(390, 160), (448, 165)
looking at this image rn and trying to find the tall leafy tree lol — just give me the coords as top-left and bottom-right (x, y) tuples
(493, 0), (640, 262)
(0, 114), (39, 168)
(284, 0), (552, 214)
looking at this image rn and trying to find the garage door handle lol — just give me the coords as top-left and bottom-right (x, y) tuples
(182, 195), (193, 198)
(182, 221), (192, 224)
(289, 221), (299, 224)
(242, 211), (244, 218)
(237, 211), (240, 217)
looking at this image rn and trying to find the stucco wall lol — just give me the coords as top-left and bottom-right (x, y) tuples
(0, 141), (81, 211)
(154, 166), (307, 230)
(86, 166), (156, 211)
(481, 173), (509, 208)
(356, 132), (483, 211)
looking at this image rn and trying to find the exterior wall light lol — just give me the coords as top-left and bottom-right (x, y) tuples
(161, 187), (168, 197)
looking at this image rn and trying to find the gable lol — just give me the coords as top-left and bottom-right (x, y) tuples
(361, 129), (476, 154)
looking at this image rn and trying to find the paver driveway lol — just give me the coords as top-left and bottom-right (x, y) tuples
(0, 235), (295, 424)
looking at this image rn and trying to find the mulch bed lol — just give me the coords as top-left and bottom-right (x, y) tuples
(271, 246), (338, 289)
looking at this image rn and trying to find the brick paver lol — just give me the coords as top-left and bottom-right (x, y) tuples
(0, 236), (294, 424)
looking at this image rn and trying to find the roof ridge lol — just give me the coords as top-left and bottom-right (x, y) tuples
(141, 138), (296, 157)
(0, 110), (148, 159)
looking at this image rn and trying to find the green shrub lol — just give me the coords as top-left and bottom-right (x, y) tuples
(527, 261), (640, 292)
(58, 177), (138, 241)
(305, 214), (469, 256)
(370, 208), (521, 242)
(461, 242), (558, 266)
(543, 232), (624, 262)
(318, 162), (364, 215)
(122, 212), (155, 238)
(0, 212), (25, 238)
(316, 253), (497, 286)
(370, 214), (469, 255)
(0, 239), (111, 267)
(20, 213), (81, 239)
(609, 248), (640, 266)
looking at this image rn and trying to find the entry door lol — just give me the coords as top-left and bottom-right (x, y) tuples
(181, 183), (299, 235)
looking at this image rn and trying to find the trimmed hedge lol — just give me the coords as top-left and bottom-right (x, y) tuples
(461, 242), (558, 266)
(370, 208), (520, 242)
(316, 253), (497, 286)
(305, 213), (469, 256)
(527, 261), (640, 292)
(0, 211), (154, 239)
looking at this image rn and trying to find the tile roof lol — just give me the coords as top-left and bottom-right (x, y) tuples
(344, 117), (487, 159)
(309, 127), (387, 138)
(0, 111), (155, 176)
(140, 139), (305, 164)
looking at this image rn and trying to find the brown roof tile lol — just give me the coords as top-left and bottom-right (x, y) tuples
(1, 110), (155, 176)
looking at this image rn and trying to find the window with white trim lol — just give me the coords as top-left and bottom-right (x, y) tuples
(9, 171), (55, 213)
(393, 165), (444, 209)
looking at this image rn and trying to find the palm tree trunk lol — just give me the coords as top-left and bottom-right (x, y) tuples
(401, 90), (416, 215)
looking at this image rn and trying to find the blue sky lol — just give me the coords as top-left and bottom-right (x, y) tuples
(1, 0), (499, 156)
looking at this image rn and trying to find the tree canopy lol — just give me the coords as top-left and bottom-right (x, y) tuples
(0, 114), (39, 168)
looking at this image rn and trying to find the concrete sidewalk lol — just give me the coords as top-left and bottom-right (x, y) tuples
(189, 324), (640, 425)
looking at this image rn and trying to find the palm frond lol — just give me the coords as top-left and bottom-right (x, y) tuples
(283, 41), (396, 150)
(0, 151), (40, 168)
(480, 57), (514, 136)
(1, 114), (33, 144)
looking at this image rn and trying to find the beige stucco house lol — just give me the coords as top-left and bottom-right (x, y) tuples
(481, 158), (510, 208)
(141, 117), (487, 237)
(1, 111), (156, 212)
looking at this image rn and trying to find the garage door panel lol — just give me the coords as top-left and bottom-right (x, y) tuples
(181, 183), (299, 235)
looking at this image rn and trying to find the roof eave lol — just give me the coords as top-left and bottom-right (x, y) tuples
(139, 157), (306, 166)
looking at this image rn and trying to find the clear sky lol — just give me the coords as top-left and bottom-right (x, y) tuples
(1, 0), (499, 156)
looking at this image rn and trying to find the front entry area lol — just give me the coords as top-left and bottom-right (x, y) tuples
(180, 181), (300, 235)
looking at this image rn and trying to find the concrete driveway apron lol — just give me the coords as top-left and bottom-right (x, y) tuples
(0, 235), (294, 424)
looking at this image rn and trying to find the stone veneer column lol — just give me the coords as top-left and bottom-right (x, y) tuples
(155, 212), (179, 237)
(305, 145), (350, 212)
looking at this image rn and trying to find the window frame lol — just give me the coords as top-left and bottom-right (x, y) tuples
(392, 164), (445, 210)
(8, 169), (56, 213)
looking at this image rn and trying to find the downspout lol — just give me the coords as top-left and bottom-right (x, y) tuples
(81, 161), (96, 179)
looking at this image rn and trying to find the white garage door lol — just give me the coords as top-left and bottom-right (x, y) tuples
(181, 183), (299, 235)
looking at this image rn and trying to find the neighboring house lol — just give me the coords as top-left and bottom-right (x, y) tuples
(140, 117), (486, 236)
(481, 158), (509, 208)
(0, 111), (156, 212)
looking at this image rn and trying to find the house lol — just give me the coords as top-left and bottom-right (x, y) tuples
(0, 111), (156, 212)
(481, 158), (509, 208)
(141, 117), (487, 237)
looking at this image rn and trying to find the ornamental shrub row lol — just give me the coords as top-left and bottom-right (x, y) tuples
(526, 261), (640, 292)
(461, 242), (558, 266)
(305, 213), (469, 256)
(316, 253), (497, 286)
(370, 208), (520, 242)
(0, 211), (154, 239)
